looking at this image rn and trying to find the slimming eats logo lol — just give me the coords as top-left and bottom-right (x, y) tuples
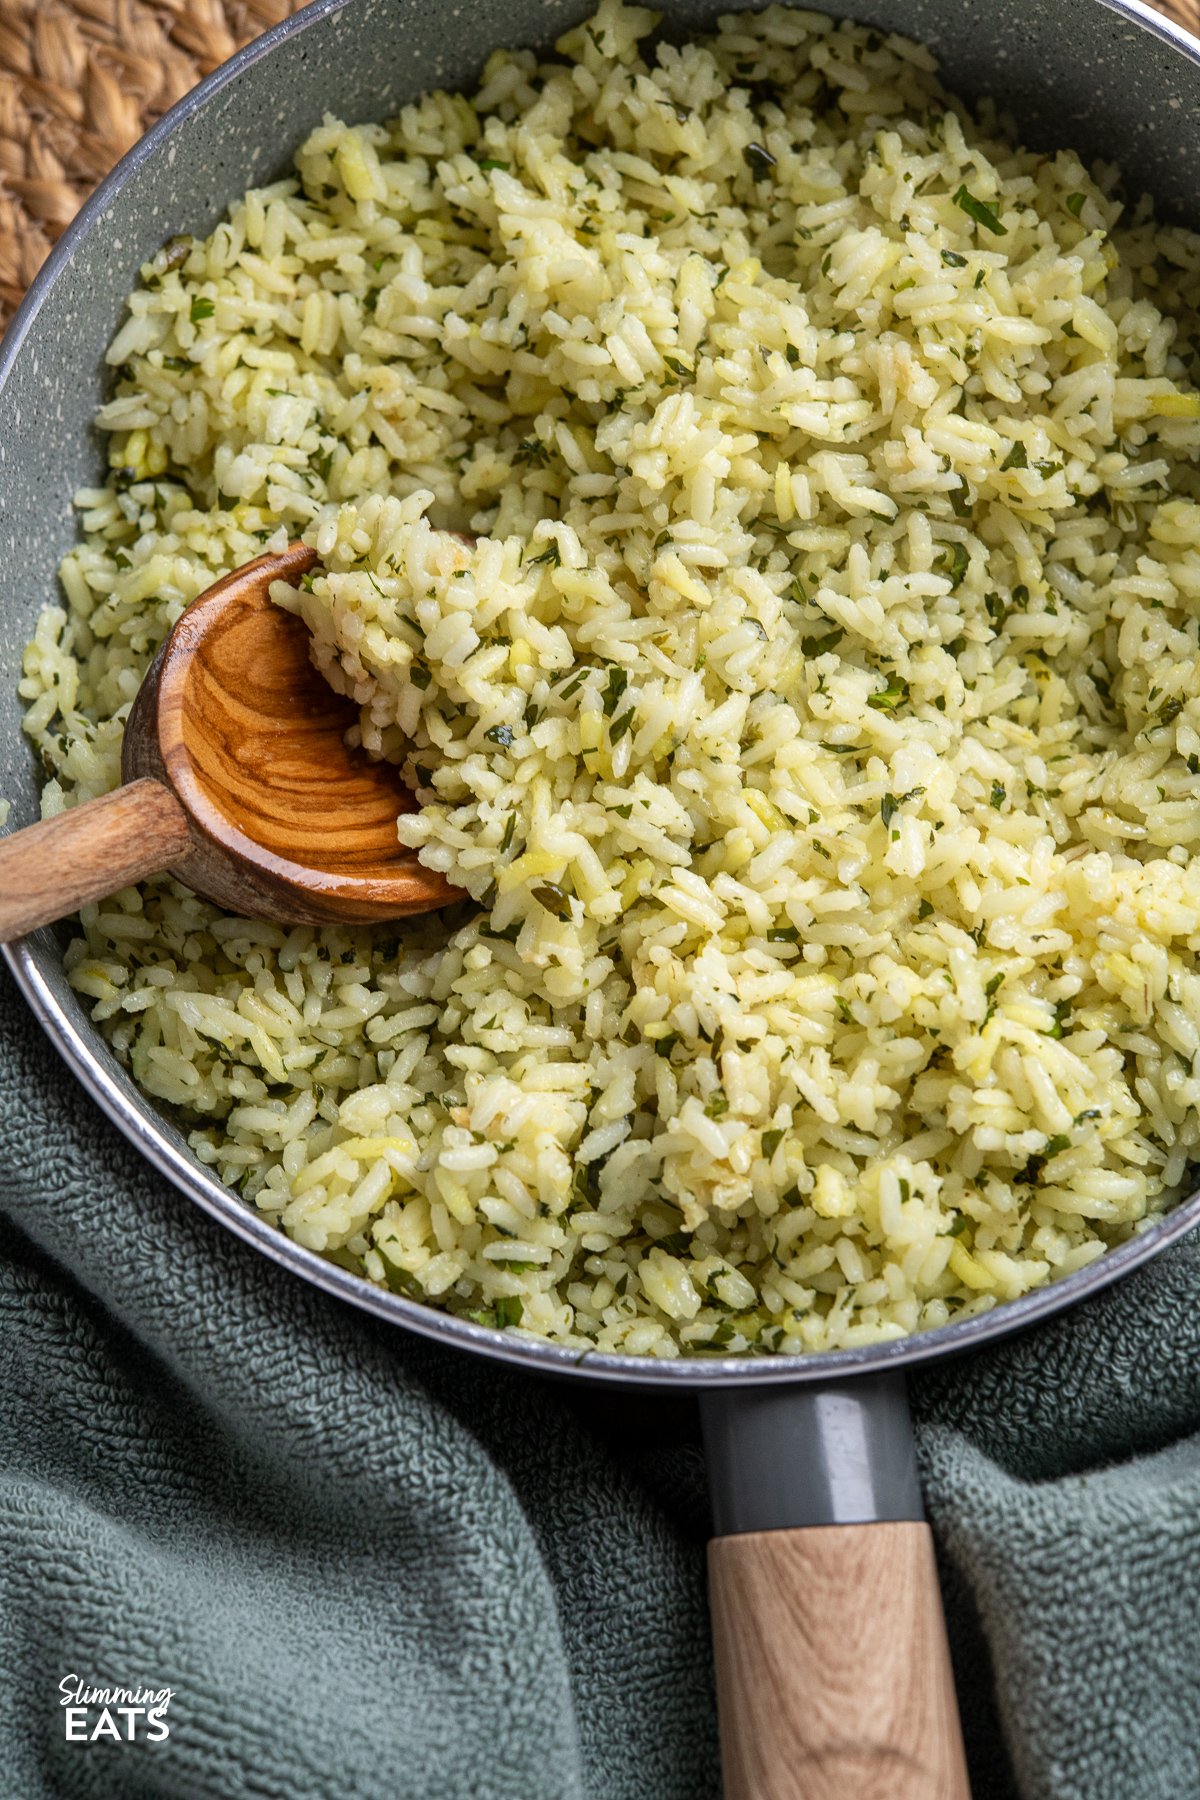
(59, 1675), (173, 1743)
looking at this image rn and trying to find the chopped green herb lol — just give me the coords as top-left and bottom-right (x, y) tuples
(485, 723), (515, 747)
(801, 626), (844, 657)
(1001, 441), (1028, 472)
(868, 675), (910, 713)
(767, 926), (800, 943)
(532, 883), (571, 920)
(941, 248), (968, 268)
(609, 708), (635, 742)
(189, 296), (215, 322)
(953, 184), (1007, 235)
(476, 157), (510, 172)
(880, 786), (924, 829)
(989, 780), (1006, 809)
(1045, 998), (1072, 1039)
(762, 1128), (785, 1159)
(499, 815), (516, 854)
(495, 1295), (524, 1328)
(602, 665), (628, 717)
(917, 898), (934, 920)
(409, 663), (432, 690)
(705, 1089), (730, 1118)
(527, 541), (561, 567)
(1066, 191), (1086, 217)
(381, 1260), (423, 1296)
(949, 477), (972, 518)
(938, 541), (970, 590)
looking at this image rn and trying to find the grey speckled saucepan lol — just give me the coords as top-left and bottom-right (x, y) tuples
(2, 0), (1199, 1789)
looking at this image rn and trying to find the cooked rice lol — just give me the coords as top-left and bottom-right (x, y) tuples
(19, 1), (1200, 1355)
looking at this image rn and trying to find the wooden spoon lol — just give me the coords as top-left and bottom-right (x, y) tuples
(0, 542), (460, 942)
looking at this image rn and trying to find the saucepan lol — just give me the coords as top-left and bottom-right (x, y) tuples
(3, 0), (1200, 1792)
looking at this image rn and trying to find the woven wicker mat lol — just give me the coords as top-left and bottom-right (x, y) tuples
(0, 0), (1197, 327)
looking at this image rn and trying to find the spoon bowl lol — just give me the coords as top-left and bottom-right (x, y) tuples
(0, 546), (459, 940)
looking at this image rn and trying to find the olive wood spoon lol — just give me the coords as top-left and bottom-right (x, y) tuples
(0, 542), (459, 941)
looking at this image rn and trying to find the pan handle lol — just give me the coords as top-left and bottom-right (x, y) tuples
(700, 1375), (970, 1800)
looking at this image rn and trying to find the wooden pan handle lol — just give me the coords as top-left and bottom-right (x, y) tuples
(708, 1519), (969, 1800)
(0, 777), (191, 942)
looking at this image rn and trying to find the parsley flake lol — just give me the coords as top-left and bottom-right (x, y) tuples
(868, 675), (910, 713)
(532, 883), (571, 920)
(953, 185), (1007, 235)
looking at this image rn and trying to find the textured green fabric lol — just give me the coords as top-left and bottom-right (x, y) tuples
(1, 961), (1196, 1800)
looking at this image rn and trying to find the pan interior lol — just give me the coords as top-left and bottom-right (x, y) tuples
(3, 0), (1200, 1387)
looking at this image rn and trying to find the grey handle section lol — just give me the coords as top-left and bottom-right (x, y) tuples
(700, 1373), (922, 1535)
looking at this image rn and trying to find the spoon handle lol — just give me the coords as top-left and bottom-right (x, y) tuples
(0, 777), (192, 943)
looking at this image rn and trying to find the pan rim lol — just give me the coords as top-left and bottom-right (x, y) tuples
(4, 0), (1200, 1389)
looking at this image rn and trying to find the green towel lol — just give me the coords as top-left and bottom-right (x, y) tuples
(1, 960), (1196, 1800)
